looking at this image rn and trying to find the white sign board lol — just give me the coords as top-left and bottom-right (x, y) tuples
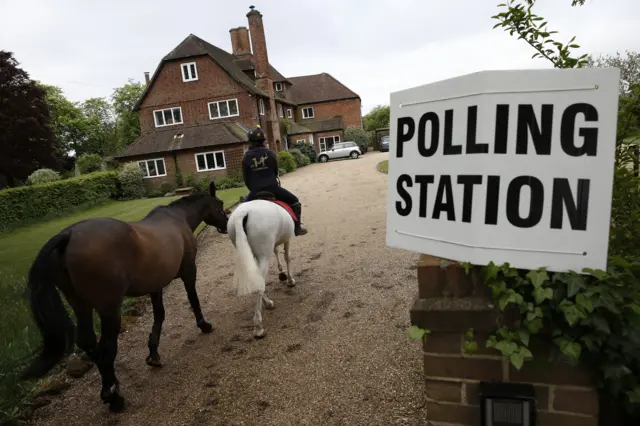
(386, 68), (620, 273)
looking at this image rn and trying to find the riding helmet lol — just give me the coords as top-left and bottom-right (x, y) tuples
(248, 126), (266, 142)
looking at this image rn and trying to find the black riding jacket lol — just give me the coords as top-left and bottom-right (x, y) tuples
(242, 146), (279, 191)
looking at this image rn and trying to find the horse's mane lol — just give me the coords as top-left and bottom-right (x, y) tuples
(144, 191), (209, 218)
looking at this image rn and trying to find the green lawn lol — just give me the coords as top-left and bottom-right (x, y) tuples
(0, 186), (246, 421)
(378, 160), (389, 174)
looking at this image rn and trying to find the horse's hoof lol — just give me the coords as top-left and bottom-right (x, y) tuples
(253, 329), (266, 339)
(198, 321), (214, 334)
(108, 394), (126, 413)
(287, 278), (296, 288)
(264, 300), (275, 310)
(145, 355), (163, 367)
(278, 272), (288, 282)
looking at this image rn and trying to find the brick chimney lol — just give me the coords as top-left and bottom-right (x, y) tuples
(247, 5), (269, 78)
(144, 72), (150, 86)
(230, 27), (252, 58)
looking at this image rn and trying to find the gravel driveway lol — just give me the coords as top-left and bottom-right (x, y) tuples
(31, 151), (428, 426)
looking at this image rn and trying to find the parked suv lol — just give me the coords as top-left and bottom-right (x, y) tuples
(317, 141), (361, 163)
(380, 135), (390, 152)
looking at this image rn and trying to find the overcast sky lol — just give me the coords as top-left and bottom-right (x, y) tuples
(2, 0), (638, 114)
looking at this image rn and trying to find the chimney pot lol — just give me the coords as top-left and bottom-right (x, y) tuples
(247, 6), (269, 76)
(144, 72), (150, 85)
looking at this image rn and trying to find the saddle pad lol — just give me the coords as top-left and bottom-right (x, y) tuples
(270, 200), (297, 222)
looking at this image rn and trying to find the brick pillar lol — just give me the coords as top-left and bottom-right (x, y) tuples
(411, 254), (600, 426)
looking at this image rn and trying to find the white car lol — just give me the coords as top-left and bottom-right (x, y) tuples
(317, 141), (361, 163)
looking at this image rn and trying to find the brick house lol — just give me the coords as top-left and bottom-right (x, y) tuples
(115, 5), (362, 189)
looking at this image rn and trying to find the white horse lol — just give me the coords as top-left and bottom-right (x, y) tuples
(227, 198), (296, 338)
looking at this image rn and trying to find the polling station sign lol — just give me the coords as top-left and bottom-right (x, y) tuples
(385, 68), (620, 273)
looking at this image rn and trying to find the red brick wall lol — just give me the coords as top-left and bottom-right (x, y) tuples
(123, 143), (247, 191)
(138, 56), (260, 133)
(295, 98), (362, 128)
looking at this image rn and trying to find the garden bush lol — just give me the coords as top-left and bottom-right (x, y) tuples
(288, 148), (309, 168)
(76, 153), (103, 174)
(160, 182), (175, 195)
(302, 154), (310, 167)
(344, 126), (370, 154)
(277, 151), (297, 173)
(214, 171), (245, 190)
(0, 171), (118, 229)
(294, 141), (317, 163)
(118, 163), (146, 200)
(26, 168), (61, 185)
(278, 168), (287, 176)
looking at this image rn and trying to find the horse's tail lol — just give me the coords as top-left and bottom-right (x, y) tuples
(231, 210), (264, 296)
(21, 230), (76, 380)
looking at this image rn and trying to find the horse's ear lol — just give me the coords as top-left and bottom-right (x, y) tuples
(209, 180), (216, 197)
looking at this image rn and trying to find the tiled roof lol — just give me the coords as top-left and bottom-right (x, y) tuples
(134, 34), (268, 111)
(288, 73), (360, 105)
(292, 117), (344, 134)
(116, 122), (247, 159)
(233, 58), (291, 84)
(287, 122), (313, 135)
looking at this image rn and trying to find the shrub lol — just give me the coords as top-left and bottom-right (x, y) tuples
(294, 141), (317, 163)
(148, 189), (164, 198)
(214, 171), (245, 190)
(277, 151), (297, 173)
(195, 175), (210, 192)
(118, 163), (146, 200)
(184, 173), (197, 189)
(27, 168), (61, 185)
(76, 153), (103, 174)
(0, 171), (118, 228)
(288, 148), (308, 168)
(278, 168), (287, 176)
(302, 154), (310, 167)
(160, 182), (175, 195)
(344, 126), (370, 153)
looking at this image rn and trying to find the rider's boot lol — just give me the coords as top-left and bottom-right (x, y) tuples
(291, 203), (308, 236)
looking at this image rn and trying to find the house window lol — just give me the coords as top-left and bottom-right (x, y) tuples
(181, 62), (198, 82)
(275, 82), (283, 92)
(278, 104), (284, 118)
(302, 107), (314, 119)
(153, 107), (183, 128)
(195, 151), (226, 172)
(319, 135), (340, 152)
(296, 139), (306, 145)
(259, 98), (265, 116)
(208, 99), (239, 119)
(138, 158), (167, 178)
(287, 109), (293, 118)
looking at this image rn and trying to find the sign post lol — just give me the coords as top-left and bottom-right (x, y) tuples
(386, 68), (620, 273)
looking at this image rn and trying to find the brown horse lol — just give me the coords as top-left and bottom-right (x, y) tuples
(20, 181), (229, 412)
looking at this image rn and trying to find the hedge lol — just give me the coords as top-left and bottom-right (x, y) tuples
(0, 171), (119, 229)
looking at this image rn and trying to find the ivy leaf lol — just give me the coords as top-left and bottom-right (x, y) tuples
(495, 340), (518, 357)
(460, 262), (472, 275)
(627, 387), (640, 404)
(465, 328), (475, 339)
(556, 338), (582, 360)
(583, 268), (609, 281)
(408, 325), (430, 341)
(518, 329), (530, 346)
(526, 318), (544, 334)
(510, 352), (525, 370)
(463, 340), (478, 355)
(527, 270), (549, 288)
(533, 287), (553, 304)
(484, 262), (500, 284)
(565, 274), (586, 297)
(575, 293), (594, 313)
(562, 304), (584, 326)
(590, 316), (610, 334)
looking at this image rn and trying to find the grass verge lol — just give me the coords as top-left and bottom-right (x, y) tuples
(378, 160), (388, 174)
(0, 186), (247, 422)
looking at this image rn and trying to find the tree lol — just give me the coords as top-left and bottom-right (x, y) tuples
(76, 153), (103, 174)
(112, 80), (145, 152)
(588, 51), (640, 95)
(39, 83), (90, 156)
(0, 51), (59, 187)
(81, 97), (117, 155)
(363, 105), (390, 132)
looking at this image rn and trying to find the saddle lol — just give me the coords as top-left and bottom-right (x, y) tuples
(253, 191), (298, 222)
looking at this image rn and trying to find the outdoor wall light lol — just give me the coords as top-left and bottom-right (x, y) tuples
(479, 382), (536, 426)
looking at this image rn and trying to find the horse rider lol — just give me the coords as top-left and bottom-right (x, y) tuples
(241, 126), (308, 236)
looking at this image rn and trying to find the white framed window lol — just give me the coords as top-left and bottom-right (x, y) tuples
(278, 104), (284, 118)
(181, 62), (198, 82)
(275, 82), (283, 92)
(138, 158), (167, 178)
(287, 108), (293, 118)
(153, 107), (183, 128)
(195, 151), (226, 171)
(296, 139), (306, 144)
(302, 107), (314, 119)
(208, 99), (239, 120)
(319, 135), (340, 152)
(259, 98), (265, 116)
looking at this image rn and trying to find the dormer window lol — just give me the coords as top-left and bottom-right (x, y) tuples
(275, 82), (283, 92)
(181, 62), (198, 82)
(259, 99), (265, 116)
(278, 104), (284, 118)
